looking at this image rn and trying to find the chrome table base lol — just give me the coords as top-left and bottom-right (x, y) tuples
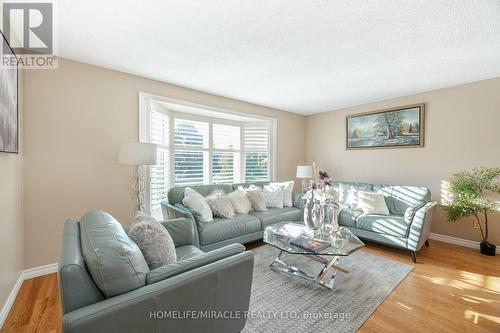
(269, 250), (349, 290)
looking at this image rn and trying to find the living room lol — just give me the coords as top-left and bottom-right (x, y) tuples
(1, 1), (499, 332)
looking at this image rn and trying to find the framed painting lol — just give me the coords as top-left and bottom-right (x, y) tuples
(0, 30), (18, 154)
(346, 104), (425, 150)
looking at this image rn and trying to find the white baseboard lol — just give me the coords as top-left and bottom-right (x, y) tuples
(21, 263), (58, 281)
(429, 233), (500, 254)
(0, 273), (24, 329)
(0, 263), (58, 329)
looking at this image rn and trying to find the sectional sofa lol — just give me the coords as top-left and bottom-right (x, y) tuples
(162, 181), (304, 251)
(162, 180), (436, 262)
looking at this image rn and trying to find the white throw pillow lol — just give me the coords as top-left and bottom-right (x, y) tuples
(338, 183), (354, 208)
(270, 181), (295, 207)
(182, 188), (213, 222)
(227, 189), (252, 214)
(357, 191), (390, 215)
(264, 184), (284, 208)
(205, 190), (235, 219)
(128, 211), (177, 269)
(240, 185), (267, 211)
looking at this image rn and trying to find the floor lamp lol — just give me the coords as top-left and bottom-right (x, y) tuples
(119, 142), (157, 212)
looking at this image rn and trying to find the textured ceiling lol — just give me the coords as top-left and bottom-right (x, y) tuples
(59, 0), (500, 115)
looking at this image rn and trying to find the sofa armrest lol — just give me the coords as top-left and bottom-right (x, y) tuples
(161, 201), (194, 220)
(160, 218), (199, 248)
(62, 252), (254, 333)
(407, 202), (437, 251)
(147, 244), (246, 284)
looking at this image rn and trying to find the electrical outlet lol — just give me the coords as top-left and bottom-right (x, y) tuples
(473, 220), (481, 229)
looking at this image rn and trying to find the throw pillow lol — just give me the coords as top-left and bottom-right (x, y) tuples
(338, 183), (352, 208)
(240, 185), (267, 211)
(357, 191), (390, 215)
(404, 201), (426, 224)
(205, 190), (236, 219)
(128, 212), (177, 269)
(226, 189), (252, 214)
(182, 187), (213, 222)
(264, 184), (284, 208)
(270, 181), (295, 207)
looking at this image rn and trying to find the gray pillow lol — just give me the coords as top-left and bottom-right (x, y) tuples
(128, 211), (177, 269)
(205, 190), (236, 219)
(79, 210), (149, 298)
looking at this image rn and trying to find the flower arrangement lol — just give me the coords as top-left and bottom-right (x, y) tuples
(302, 162), (339, 205)
(302, 162), (339, 230)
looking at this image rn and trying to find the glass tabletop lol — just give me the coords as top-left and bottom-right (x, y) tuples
(263, 222), (365, 256)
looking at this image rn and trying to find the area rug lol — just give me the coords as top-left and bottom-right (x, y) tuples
(243, 245), (413, 333)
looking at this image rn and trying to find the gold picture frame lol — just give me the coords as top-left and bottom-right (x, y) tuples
(346, 103), (425, 150)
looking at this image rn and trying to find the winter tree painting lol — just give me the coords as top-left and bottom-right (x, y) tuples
(0, 32), (18, 153)
(346, 104), (424, 149)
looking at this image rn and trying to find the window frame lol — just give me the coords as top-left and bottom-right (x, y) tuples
(139, 92), (277, 216)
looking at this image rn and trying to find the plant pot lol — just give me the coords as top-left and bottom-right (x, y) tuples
(480, 242), (496, 256)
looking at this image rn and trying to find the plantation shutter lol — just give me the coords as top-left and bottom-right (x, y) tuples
(174, 118), (209, 185)
(244, 124), (270, 181)
(212, 124), (240, 184)
(150, 110), (169, 216)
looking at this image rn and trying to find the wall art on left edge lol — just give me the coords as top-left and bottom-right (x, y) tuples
(0, 30), (18, 154)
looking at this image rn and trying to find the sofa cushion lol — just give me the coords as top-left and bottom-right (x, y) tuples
(198, 214), (261, 246)
(175, 245), (205, 261)
(249, 207), (302, 228)
(374, 185), (431, 215)
(338, 209), (363, 228)
(356, 214), (410, 237)
(79, 210), (149, 298)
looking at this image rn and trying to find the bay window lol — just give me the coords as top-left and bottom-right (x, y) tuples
(139, 94), (276, 218)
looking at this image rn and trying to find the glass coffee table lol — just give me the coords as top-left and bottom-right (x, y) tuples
(263, 221), (365, 290)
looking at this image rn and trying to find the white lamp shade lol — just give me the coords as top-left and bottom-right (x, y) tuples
(118, 143), (157, 165)
(296, 165), (313, 178)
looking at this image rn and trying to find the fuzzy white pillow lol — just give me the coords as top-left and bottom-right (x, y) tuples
(264, 184), (284, 208)
(357, 191), (390, 215)
(182, 187), (213, 222)
(205, 190), (235, 219)
(128, 211), (177, 269)
(270, 181), (295, 207)
(227, 189), (252, 214)
(240, 185), (267, 211)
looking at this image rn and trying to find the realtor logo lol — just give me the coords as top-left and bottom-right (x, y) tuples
(1, 1), (57, 68)
(2, 2), (53, 54)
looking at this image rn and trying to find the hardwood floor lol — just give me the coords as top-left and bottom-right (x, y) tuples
(2, 240), (499, 333)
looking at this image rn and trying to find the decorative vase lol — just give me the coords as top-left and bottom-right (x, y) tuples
(304, 198), (322, 230)
(311, 200), (324, 230)
(325, 203), (340, 231)
(480, 242), (496, 256)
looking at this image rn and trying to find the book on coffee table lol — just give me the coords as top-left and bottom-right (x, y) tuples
(290, 235), (330, 253)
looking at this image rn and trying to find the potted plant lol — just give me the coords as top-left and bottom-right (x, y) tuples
(441, 166), (500, 256)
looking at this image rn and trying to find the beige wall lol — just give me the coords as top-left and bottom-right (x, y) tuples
(0, 73), (23, 309)
(306, 77), (500, 245)
(23, 58), (306, 268)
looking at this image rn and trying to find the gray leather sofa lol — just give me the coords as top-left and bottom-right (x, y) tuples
(58, 211), (254, 333)
(162, 182), (303, 251)
(335, 181), (437, 262)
